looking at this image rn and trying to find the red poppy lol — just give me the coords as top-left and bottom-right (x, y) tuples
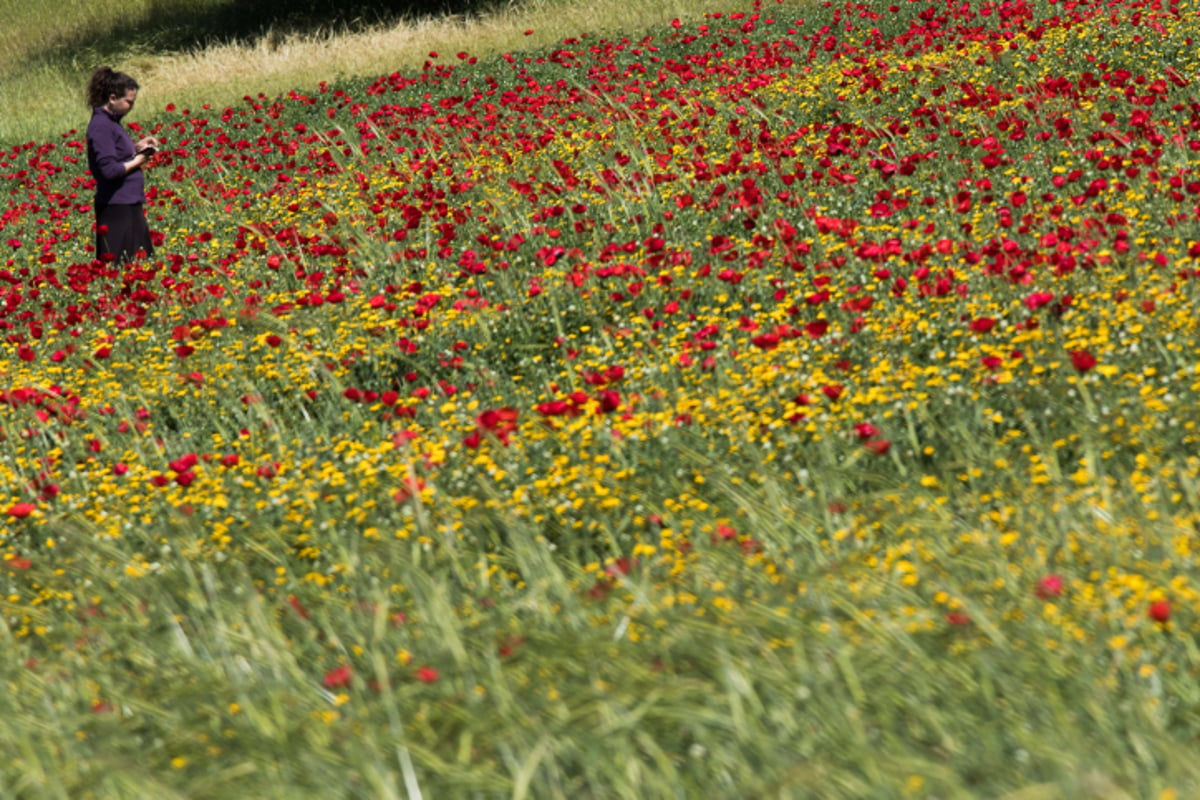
(323, 665), (353, 689)
(853, 422), (880, 440)
(864, 438), (892, 455)
(1069, 350), (1096, 372)
(805, 320), (829, 338)
(968, 317), (996, 333)
(595, 390), (621, 413)
(168, 454), (198, 473)
(6, 502), (36, 519)
(1035, 574), (1064, 599)
(1149, 600), (1171, 624)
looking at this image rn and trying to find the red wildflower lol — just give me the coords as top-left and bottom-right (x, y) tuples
(853, 422), (880, 440)
(392, 476), (426, 503)
(968, 317), (996, 333)
(472, 406), (519, 445)
(1024, 292), (1055, 310)
(594, 390), (621, 413)
(1149, 600), (1171, 624)
(606, 557), (635, 577)
(168, 454), (198, 473)
(415, 665), (439, 683)
(6, 502), (37, 519)
(287, 594), (310, 620)
(499, 636), (525, 658)
(323, 665), (353, 689)
(1035, 574), (1064, 599)
(864, 438), (892, 455)
(805, 320), (829, 338)
(751, 332), (780, 350)
(1069, 350), (1096, 373)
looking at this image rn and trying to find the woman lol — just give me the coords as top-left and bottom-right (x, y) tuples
(86, 66), (160, 263)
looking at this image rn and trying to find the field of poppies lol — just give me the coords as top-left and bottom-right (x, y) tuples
(3, 0), (1200, 795)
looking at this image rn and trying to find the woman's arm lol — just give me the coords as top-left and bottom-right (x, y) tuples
(91, 123), (150, 179)
(119, 152), (151, 175)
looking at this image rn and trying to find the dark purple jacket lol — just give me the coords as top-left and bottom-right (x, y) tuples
(87, 107), (145, 206)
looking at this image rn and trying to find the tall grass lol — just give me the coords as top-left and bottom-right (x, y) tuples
(0, 0), (739, 146)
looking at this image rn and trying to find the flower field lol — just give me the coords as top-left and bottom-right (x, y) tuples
(3, 0), (1200, 795)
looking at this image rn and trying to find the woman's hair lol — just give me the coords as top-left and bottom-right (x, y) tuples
(86, 66), (139, 107)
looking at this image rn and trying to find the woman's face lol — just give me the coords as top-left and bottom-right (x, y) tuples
(106, 89), (137, 118)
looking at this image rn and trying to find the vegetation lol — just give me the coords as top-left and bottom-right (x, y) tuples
(0, 0), (735, 145)
(3, 0), (1200, 796)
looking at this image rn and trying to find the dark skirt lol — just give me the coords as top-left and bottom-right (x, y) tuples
(95, 202), (154, 263)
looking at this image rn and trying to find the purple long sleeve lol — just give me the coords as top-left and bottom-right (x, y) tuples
(86, 107), (145, 206)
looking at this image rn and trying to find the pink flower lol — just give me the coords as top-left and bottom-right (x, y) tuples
(1035, 574), (1064, 599)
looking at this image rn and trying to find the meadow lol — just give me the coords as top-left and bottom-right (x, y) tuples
(3, 0), (1200, 796)
(0, 0), (737, 146)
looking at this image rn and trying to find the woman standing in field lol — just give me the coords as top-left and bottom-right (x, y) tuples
(86, 66), (159, 263)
